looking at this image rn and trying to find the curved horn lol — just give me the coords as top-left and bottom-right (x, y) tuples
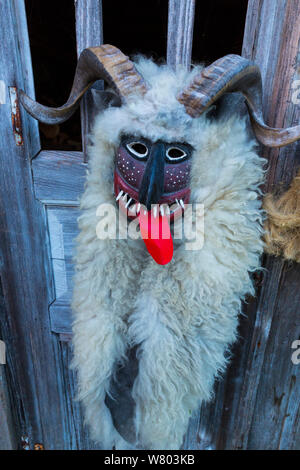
(177, 54), (300, 148)
(20, 44), (148, 124)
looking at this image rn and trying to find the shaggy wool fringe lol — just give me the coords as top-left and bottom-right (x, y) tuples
(71, 57), (265, 450)
(263, 169), (300, 262)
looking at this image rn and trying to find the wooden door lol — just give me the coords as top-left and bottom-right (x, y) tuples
(0, 0), (299, 450)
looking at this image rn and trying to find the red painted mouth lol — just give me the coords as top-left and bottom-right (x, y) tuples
(114, 170), (191, 265)
(114, 170), (190, 222)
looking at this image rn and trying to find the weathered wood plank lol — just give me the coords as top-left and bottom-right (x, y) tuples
(231, 0), (300, 450)
(184, 0), (300, 450)
(48, 206), (80, 259)
(242, 0), (300, 188)
(32, 151), (83, 336)
(50, 306), (73, 335)
(0, 280), (17, 450)
(75, 0), (103, 161)
(227, 258), (286, 449)
(47, 206), (80, 335)
(32, 150), (86, 203)
(32, 156), (83, 337)
(167, 0), (195, 70)
(32, 151), (89, 335)
(0, 0), (63, 449)
(0, 364), (17, 449)
(223, 0), (300, 450)
(210, 0), (300, 451)
(0, 0), (95, 449)
(13, 0), (40, 157)
(52, 339), (100, 449)
(248, 260), (300, 449)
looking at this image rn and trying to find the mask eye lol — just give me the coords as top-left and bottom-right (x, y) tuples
(126, 141), (148, 159)
(166, 146), (187, 162)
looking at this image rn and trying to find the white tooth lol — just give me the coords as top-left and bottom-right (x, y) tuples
(144, 210), (147, 215)
(175, 198), (180, 207)
(122, 193), (127, 201)
(153, 205), (158, 218)
(130, 204), (137, 213)
(180, 199), (185, 209)
(125, 198), (132, 209)
(137, 203), (141, 213)
(160, 205), (165, 216)
(116, 190), (123, 201)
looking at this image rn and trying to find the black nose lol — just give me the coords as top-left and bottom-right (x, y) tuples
(138, 142), (165, 210)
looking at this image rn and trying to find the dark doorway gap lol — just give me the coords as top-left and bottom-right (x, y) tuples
(192, 0), (248, 64)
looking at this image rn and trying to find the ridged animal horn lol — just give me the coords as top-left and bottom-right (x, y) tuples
(19, 44), (148, 124)
(177, 54), (300, 148)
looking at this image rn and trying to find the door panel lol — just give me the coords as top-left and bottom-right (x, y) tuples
(47, 207), (80, 336)
(0, 0), (299, 450)
(32, 150), (85, 338)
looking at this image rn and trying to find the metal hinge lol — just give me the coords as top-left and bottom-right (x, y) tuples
(9, 86), (23, 146)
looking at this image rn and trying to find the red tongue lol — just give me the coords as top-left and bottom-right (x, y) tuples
(139, 209), (173, 265)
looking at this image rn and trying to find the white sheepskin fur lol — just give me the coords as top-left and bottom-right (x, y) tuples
(71, 58), (265, 450)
